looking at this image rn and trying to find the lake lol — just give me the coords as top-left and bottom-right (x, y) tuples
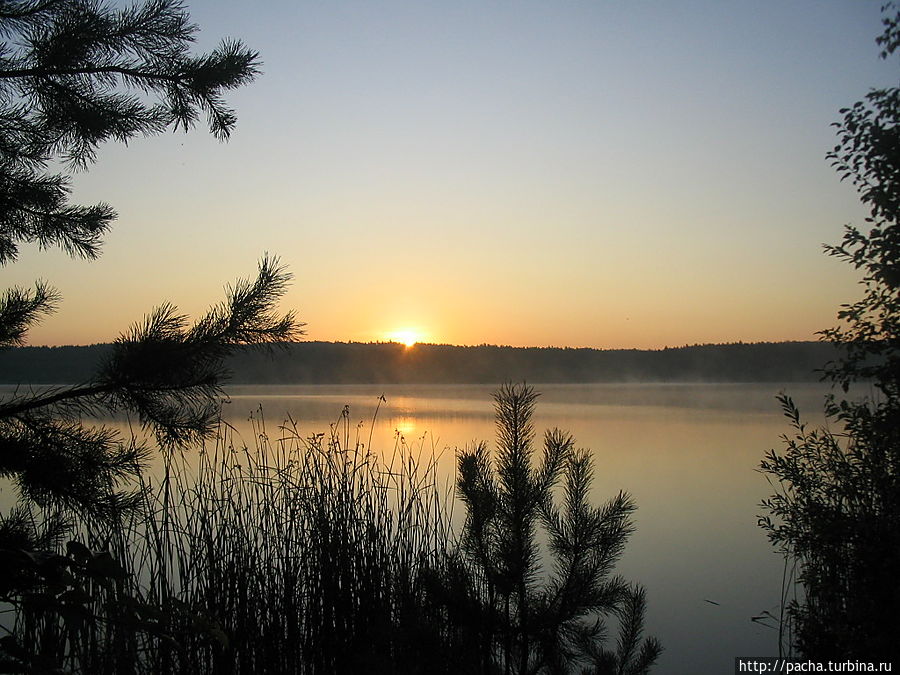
(216, 382), (828, 674)
(1, 381), (831, 672)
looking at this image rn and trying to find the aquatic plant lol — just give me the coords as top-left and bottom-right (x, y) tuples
(3, 387), (659, 674)
(2, 405), (456, 673)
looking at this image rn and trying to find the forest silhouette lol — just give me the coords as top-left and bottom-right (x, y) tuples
(1, 0), (897, 671)
(0, 1), (663, 672)
(2, 340), (836, 385)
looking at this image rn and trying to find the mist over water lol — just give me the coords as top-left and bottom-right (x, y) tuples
(214, 382), (829, 673)
(0, 381), (835, 672)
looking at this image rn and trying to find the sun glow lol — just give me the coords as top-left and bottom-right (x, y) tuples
(387, 330), (421, 347)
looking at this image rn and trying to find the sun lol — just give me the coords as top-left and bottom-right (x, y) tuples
(388, 329), (421, 347)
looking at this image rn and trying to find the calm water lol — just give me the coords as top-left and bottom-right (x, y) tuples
(218, 382), (829, 674)
(2, 381), (832, 672)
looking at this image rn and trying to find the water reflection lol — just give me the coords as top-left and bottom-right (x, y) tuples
(212, 382), (833, 674)
(0, 381), (834, 673)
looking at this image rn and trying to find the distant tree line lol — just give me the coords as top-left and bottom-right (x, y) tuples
(1, 340), (837, 385)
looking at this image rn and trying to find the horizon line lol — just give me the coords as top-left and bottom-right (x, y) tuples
(14, 338), (827, 352)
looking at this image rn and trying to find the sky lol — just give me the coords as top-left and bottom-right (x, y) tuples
(7, 0), (898, 349)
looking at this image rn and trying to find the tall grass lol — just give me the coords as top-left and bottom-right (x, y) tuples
(9, 404), (460, 674)
(6, 391), (659, 674)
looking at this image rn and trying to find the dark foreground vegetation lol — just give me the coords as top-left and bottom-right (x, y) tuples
(758, 5), (900, 661)
(1, 340), (836, 385)
(0, 3), (659, 672)
(1, 384), (659, 674)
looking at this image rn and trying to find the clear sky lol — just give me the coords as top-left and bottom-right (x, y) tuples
(8, 0), (897, 349)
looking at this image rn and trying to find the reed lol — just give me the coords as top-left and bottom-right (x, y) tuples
(5, 390), (659, 674)
(7, 404), (458, 673)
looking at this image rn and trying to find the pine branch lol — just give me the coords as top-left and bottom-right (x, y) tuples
(0, 56), (257, 87)
(0, 382), (113, 417)
(0, 281), (59, 347)
(0, 0), (261, 260)
(0, 1), (65, 23)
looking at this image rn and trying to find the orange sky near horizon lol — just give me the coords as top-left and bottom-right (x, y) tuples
(4, 1), (890, 351)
